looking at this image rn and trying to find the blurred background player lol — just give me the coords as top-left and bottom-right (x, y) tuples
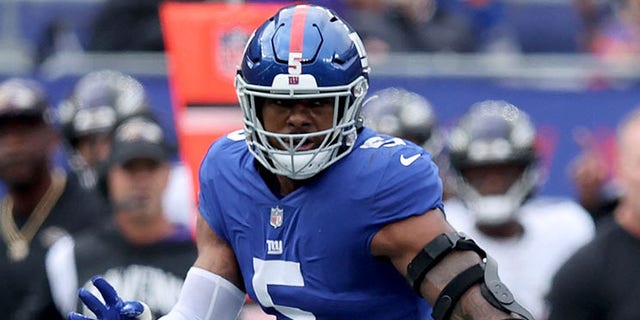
(0, 78), (108, 320)
(363, 87), (442, 155)
(43, 115), (197, 319)
(58, 69), (147, 189)
(442, 100), (595, 319)
(58, 70), (195, 227)
(362, 87), (453, 199)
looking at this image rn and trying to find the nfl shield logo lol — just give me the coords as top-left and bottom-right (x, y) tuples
(216, 28), (251, 80)
(270, 206), (284, 228)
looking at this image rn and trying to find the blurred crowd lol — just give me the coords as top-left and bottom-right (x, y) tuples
(0, 0), (638, 63)
(0, 71), (197, 320)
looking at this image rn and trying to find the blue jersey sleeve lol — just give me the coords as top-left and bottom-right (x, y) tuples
(344, 131), (444, 234)
(197, 135), (236, 243)
(372, 148), (444, 223)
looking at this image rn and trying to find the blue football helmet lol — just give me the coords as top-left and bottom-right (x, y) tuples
(447, 100), (541, 225)
(236, 4), (370, 180)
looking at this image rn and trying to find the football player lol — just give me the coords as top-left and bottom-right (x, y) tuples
(69, 5), (532, 320)
(443, 100), (595, 319)
(58, 69), (150, 189)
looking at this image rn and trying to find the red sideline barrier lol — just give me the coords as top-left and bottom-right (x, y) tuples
(160, 2), (288, 202)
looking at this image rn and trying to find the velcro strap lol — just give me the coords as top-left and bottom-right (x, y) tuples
(407, 232), (486, 293)
(431, 263), (485, 320)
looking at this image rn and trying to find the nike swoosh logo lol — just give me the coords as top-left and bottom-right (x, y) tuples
(400, 153), (421, 166)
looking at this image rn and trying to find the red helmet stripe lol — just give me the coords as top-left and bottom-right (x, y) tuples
(289, 5), (310, 54)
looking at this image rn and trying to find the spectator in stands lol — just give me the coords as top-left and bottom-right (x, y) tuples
(453, 0), (521, 53)
(43, 115), (196, 319)
(547, 107), (640, 320)
(58, 70), (195, 227)
(88, 0), (243, 52)
(443, 100), (595, 319)
(573, 0), (608, 51)
(586, 0), (640, 62)
(88, 0), (168, 51)
(0, 78), (108, 320)
(340, 0), (475, 55)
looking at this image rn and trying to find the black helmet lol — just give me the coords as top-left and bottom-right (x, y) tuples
(363, 87), (442, 157)
(447, 100), (541, 225)
(59, 70), (149, 147)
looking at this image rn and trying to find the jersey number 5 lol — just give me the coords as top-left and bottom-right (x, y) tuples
(252, 258), (316, 319)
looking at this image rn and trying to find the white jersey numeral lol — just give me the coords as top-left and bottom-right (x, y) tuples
(226, 130), (245, 141)
(252, 258), (316, 319)
(360, 136), (406, 149)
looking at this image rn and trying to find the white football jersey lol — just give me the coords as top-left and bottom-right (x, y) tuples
(444, 197), (595, 320)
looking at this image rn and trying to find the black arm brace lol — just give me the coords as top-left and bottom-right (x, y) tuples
(406, 232), (534, 320)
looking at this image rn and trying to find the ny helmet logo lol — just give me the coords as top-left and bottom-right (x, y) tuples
(270, 206), (284, 228)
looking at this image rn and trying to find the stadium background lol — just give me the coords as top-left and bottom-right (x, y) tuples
(1, 0), (639, 199)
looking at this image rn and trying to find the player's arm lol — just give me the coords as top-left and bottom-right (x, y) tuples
(192, 211), (244, 289)
(156, 212), (246, 320)
(69, 212), (245, 320)
(371, 208), (533, 320)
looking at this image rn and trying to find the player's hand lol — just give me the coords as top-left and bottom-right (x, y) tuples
(67, 276), (152, 320)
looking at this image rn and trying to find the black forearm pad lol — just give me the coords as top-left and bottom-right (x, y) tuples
(431, 263), (485, 320)
(406, 232), (486, 294)
(407, 232), (534, 320)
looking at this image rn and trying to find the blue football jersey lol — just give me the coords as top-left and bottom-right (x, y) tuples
(199, 128), (443, 320)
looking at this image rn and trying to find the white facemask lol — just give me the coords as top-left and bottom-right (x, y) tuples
(468, 194), (520, 226)
(270, 149), (334, 180)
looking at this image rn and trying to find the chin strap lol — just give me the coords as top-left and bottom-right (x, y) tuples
(406, 232), (534, 320)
